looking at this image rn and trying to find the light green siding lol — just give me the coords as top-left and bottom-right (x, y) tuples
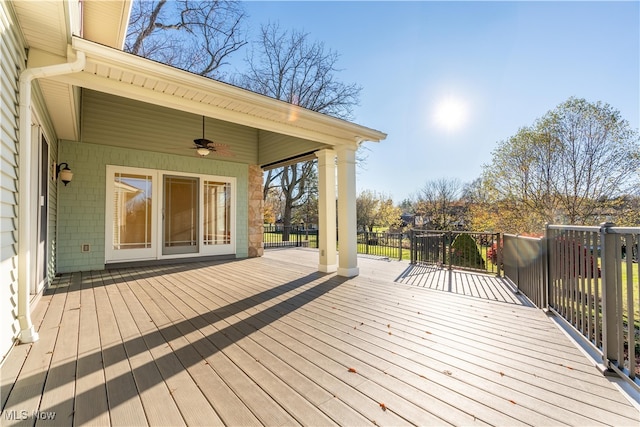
(258, 129), (328, 167)
(82, 89), (259, 164)
(57, 141), (249, 273)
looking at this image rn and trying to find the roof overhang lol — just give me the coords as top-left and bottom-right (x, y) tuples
(82, 0), (132, 49)
(47, 37), (386, 149)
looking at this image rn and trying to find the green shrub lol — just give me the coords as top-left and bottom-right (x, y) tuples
(450, 234), (485, 269)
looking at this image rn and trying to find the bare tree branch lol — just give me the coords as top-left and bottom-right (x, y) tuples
(125, 0), (248, 79)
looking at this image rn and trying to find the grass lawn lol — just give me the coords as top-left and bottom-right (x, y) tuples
(620, 260), (640, 331)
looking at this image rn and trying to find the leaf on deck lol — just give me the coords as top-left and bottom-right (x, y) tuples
(379, 403), (387, 411)
(348, 367), (357, 373)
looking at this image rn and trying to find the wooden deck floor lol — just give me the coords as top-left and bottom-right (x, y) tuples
(394, 263), (529, 306)
(1, 248), (638, 426)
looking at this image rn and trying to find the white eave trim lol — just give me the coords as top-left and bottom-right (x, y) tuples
(69, 37), (387, 147)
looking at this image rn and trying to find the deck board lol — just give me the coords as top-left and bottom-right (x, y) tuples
(2, 276), (69, 427)
(1, 281), (55, 411)
(108, 270), (186, 427)
(131, 267), (300, 427)
(160, 266), (409, 426)
(1, 248), (638, 426)
(36, 273), (81, 427)
(74, 271), (110, 427)
(95, 273), (148, 427)
(144, 267), (333, 427)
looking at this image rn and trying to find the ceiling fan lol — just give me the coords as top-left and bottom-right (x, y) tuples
(192, 116), (233, 157)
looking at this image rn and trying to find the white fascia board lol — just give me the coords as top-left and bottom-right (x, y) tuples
(52, 71), (354, 147)
(71, 37), (387, 146)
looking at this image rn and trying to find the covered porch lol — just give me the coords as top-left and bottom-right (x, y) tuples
(2, 248), (637, 425)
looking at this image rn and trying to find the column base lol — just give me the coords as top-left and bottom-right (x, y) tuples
(19, 326), (39, 343)
(318, 264), (337, 273)
(337, 267), (359, 277)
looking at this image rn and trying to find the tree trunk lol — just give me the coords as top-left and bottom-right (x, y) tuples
(282, 197), (293, 241)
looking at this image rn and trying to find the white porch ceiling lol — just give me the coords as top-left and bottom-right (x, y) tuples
(11, 0), (132, 140)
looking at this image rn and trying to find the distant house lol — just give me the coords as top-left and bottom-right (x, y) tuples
(400, 213), (424, 228)
(0, 1), (385, 361)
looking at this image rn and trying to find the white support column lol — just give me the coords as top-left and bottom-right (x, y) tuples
(316, 149), (337, 273)
(336, 145), (359, 277)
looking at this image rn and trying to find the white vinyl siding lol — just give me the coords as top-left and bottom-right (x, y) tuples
(0, 1), (26, 361)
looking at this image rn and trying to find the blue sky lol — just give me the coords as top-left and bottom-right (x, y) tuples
(236, 1), (639, 202)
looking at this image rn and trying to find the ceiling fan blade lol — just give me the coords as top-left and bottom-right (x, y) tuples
(193, 138), (215, 146)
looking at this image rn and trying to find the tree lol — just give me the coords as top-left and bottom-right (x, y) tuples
(414, 178), (464, 230)
(483, 98), (640, 233)
(236, 22), (361, 119)
(263, 186), (284, 224)
(125, 0), (248, 79)
(236, 22), (362, 235)
(462, 177), (497, 232)
(546, 98), (639, 223)
(481, 127), (560, 232)
(356, 190), (401, 232)
(609, 195), (640, 227)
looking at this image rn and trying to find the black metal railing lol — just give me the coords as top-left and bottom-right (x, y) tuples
(503, 234), (546, 307)
(356, 231), (407, 260)
(546, 224), (638, 387)
(263, 225), (318, 249)
(410, 229), (501, 275)
(505, 224), (639, 388)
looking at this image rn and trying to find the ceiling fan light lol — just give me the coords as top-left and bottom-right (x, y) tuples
(197, 147), (210, 157)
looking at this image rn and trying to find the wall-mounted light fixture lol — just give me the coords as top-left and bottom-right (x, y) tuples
(56, 162), (73, 186)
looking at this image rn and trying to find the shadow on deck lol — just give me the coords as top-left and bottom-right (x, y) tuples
(395, 263), (534, 307)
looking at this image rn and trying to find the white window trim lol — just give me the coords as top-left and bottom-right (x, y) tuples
(105, 165), (236, 263)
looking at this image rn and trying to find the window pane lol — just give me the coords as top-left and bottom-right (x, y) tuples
(113, 173), (152, 250)
(204, 181), (231, 245)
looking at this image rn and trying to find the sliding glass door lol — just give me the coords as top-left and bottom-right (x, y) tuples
(105, 166), (235, 263)
(163, 175), (199, 255)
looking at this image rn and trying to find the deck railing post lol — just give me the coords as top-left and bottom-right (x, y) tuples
(515, 234), (520, 292)
(398, 233), (403, 261)
(413, 230), (418, 264)
(447, 231), (453, 271)
(543, 224), (550, 310)
(599, 222), (619, 372)
(496, 233), (502, 277)
(365, 231), (369, 254)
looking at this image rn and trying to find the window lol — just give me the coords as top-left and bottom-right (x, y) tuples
(204, 181), (231, 245)
(112, 173), (153, 250)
